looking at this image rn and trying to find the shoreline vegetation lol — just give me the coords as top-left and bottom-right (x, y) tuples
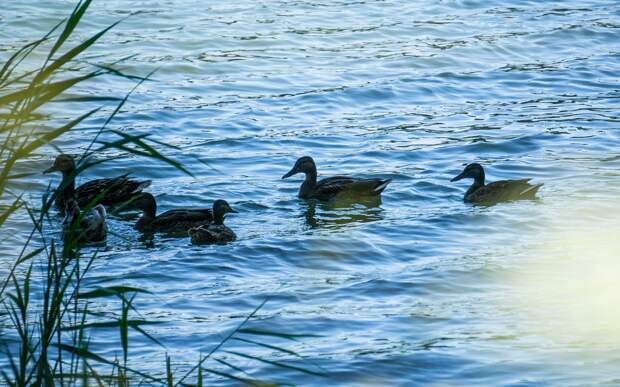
(0, 1), (323, 385)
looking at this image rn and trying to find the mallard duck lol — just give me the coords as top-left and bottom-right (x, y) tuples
(62, 199), (107, 244)
(281, 156), (392, 201)
(189, 200), (237, 244)
(129, 192), (215, 233)
(44, 154), (151, 212)
(451, 163), (543, 204)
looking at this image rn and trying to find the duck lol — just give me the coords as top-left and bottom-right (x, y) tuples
(281, 156), (392, 201)
(451, 163), (543, 204)
(62, 199), (108, 245)
(129, 192), (216, 233)
(189, 200), (237, 244)
(44, 154), (151, 212)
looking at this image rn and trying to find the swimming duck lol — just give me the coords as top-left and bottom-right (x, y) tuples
(129, 192), (215, 233)
(62, 199), (108, 245)
(451, 163), (543, 204)
(281, 156), (392, 201)
(189, 200), (237, 244)
(44, 154), (151, 212)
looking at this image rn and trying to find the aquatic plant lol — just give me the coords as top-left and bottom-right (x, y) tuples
(0, 1), (323, 384)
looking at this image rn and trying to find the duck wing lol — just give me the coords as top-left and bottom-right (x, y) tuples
(151, 208), (214, 231)
(313, 176), (356, 200)
(190, 224), (236, 244)
(76, 175), (151, 207)
(467, 179), (542, 203)
(314, 176), (391, 200)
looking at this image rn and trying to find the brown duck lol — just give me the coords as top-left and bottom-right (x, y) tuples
(129, 192), (216, 233)
(188, 200), (237, 244)
(44, 154), (151, 211)
(451, 163), (542, 204)
(282, 156), (391, 201)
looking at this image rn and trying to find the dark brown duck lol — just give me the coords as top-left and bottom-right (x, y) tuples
(130, 192), (215, 233)
(282, 156), (392, 201)
(189, 200), (237, 244)
(44, 154), (151, 211)
(451, 163), (542, 204)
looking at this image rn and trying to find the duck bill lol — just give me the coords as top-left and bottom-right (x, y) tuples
(228, 208), (239, 213)
(43, 166), (58, 174)
(450, 171), (466, 182)
(281, 167), (298, 179)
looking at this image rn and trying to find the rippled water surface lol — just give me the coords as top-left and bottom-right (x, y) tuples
(2, 0), (620, 385)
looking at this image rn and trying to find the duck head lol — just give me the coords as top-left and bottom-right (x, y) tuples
(127, 192), (157, 218)
(213, 199), (238, 225)
(282, 156), (317, 179)
(44, 154), (76, 175)
(451, 163), (485, 185)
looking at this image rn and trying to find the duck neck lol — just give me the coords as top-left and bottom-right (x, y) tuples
(60, 170), (76, 198)
(136, 200), (156, 229)
(467, 173), (485, 195)
(146, 200), (157, 218)
(299, 170), (317, 198)
(214, 211), (225, 225)
(474, 170), (485, 187)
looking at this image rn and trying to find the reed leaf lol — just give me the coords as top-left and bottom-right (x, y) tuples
(0, 19), (63, 86)
(238, 328), (322, 341)
(232, 337), (303, 358)
(33, 21), (120, 86)
(47, 0), (93, 61)
(200, 367), (262, 386)
(0, 196), (23, 227)
(61, 320), (160, 331)
(224, 351), (325, 377)
(0, 73), (97, 108)
(166, 355), (173, 387)
(96, 130), (193, 177)
(78, 286), (152, 299)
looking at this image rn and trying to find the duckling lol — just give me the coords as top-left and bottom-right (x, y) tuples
(129, 192), (215, 233)
(44, 154), (151, 212)
(62, 199), (107, 245)
(451, 163), (542, 204)
(282, 156), (391, 201)
(189, 200), (237, 244)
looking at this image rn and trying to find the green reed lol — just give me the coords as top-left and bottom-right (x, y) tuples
(0, 1), (324, 385)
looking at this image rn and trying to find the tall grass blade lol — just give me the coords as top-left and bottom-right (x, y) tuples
(175, 299), (268, 386)
(224, 351), (325, 377)
(47, 0), (93, 61)
(82, 68), (157, 158)
(166, 355), (173, 387)
(0, 196), (23, 227)
(78, 286), (152, 298)
(238, 328), (322, 341)
(33, 21), (121, 86)
(200, 367), (262, 386)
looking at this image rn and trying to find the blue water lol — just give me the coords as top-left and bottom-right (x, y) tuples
(2, 0), (620, 385)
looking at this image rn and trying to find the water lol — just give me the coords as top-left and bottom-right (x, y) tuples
(2, 0), (620, 384)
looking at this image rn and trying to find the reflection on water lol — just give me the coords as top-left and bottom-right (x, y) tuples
(2, 0), (620, 384)
(303, 197), (384, 229)
(509, 201), (620, 345)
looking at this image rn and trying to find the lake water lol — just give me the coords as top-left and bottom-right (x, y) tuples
(2, 0), (620, 385)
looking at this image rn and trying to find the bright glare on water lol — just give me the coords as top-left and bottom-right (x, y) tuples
(1, 0), (620, 385)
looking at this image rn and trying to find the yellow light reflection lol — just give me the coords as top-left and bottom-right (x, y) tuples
(512, 204), (620, 344)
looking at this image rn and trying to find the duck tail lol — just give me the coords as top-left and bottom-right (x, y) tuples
(520, 182), (543, 198)
(373, 178), (392, 194)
